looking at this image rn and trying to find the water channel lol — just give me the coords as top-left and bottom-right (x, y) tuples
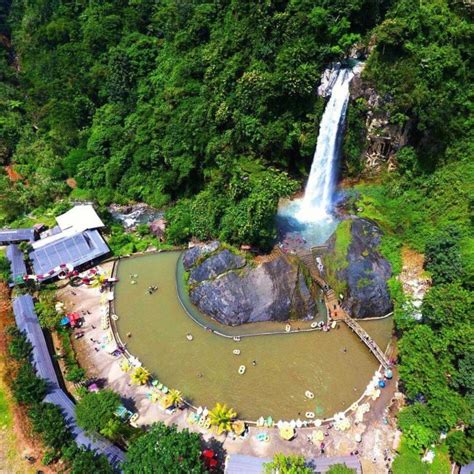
(115, 252), (392, 421)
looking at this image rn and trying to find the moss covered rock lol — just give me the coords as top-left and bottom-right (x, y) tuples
(324, 217), (393, 318)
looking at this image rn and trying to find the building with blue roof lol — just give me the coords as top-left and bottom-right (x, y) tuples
(12, 295), (124, 467)
(6, 244), (27, 287)
(0, 228), (36, 245)
(27, 205), (110, 280)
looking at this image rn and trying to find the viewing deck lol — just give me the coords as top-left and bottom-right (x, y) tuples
(297, 249), (391, 369)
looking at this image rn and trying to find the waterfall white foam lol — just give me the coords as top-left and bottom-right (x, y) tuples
(297, 68), (354, 223)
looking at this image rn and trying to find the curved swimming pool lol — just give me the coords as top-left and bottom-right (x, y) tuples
(115, 251), (392, 420)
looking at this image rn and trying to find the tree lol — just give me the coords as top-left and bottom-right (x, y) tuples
(422, 283), (473, 328)
(208, 403), (237, 435)
(75, 390), (121, 436)
(446, 430), (474, 466)
(70, 448), (114, 474)
(130, 366), (150, 385)
(12, 362), (47, 404)
(123, 423), (204, 473)
(35, 291), (62, 329)
(7, 327), (32, 360)
(168, 389), (184, 408)
(29, 403), (72, 451)
(424, 230), (464, 285)
(264, 454), (312, 474)
(327, 464), (357, 474)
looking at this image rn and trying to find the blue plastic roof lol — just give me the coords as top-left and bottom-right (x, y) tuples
(12, 295), (124, 467)
(6, 244), (27, 284)
(30, 229), (109, 277)
(0, 228), (35, 243)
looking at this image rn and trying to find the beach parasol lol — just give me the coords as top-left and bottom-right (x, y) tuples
(202, 408), (209, 418)
(312, 430), (324, 442)
(160, 395), (174, 410)
(197, 406), (203, 415)
(355, 433), (362, 443)
(290, 420), (296, 428)
(257, 417), (265, 427)
(314, 419), (322, 427)
(266, 416), (273, 427)
(232, 420), (246, 436)
(276, 420), (284, 429)
(296, 419), (303, 428)
(279, 425), (295, 441)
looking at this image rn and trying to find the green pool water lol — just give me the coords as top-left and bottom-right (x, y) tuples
(115, 252), (392, 421)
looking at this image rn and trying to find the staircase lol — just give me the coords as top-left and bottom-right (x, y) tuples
(296, 249), (391, 369)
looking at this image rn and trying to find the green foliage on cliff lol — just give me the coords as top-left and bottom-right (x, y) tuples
(0, 0), (388, 246)
(323, 219), (352, 295)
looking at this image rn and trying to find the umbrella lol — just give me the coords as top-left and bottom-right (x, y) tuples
(371, 389), (381, 401)
(232, 420), (246, 436)
(266, 416), (273, 427)
(296, 419), (303, 428)
(312, 430), (324, 442)
(276, 420), (284, 429)
(202, 408), (209, 417)
(290, 420), (296, 428)
(197, 406), (203, 415)
(314, 419), (322, 427)
(257, 417), (265, 427)
(279, 425), (295, 441)
(160, 395), (174, 409)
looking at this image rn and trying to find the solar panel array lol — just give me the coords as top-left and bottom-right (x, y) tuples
(30, 229), (109, 276)
(12, 295), (124, 466)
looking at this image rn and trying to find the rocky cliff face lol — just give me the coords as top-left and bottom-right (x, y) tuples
(185, 244), (316, 326)
(324, 218), (393, 318)
(349, 63), (411, 174)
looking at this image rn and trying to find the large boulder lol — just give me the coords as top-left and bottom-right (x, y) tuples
(182, 241), (220, 270)
(189, 249), (246, 284)
(185, 246), (316, 326)
(323, 218), (392, 318)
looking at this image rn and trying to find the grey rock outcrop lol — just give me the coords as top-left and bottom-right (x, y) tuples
(318, 63), (342, 97)
(341, 218), (392, 318)
(324, 218), (392, 318)
(182, 241), (219, 270)
(185, 246), (316, 326)
(189, 249), (246, 284)
(349, 66), (411, 174)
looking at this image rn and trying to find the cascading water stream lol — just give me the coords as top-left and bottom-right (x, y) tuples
(297, 67), (354, 222)
(277, 66), (355, 247)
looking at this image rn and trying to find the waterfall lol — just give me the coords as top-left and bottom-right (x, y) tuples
(297, 68), (354, 223)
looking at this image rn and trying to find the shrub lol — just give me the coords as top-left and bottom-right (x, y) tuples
(75, 390), (121, 436)
(12, 362), (47, 405)
(29, 403), (72, 451)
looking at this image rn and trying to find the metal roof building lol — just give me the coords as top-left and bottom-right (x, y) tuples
(30, 229), (109, 278)
(12, 295), (124, 467)
(6, 244), (27, 286)
(0, 228), (36, 245)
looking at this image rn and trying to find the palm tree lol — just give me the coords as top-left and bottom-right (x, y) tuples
(209, 403), (237, 434)
(130, 367), (150, 385)
(168, 389), (184, 408)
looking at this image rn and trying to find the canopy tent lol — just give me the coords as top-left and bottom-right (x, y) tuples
(279, 425), (295, 441)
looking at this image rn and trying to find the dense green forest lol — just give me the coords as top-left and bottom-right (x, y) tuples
(0, 0), (472, 469)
